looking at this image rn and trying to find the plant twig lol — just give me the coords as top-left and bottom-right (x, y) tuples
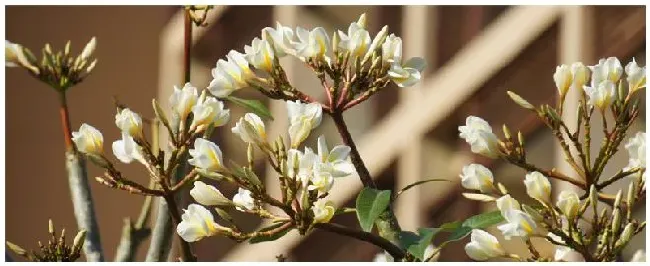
(145, 198), (174, 261)
(114, 182), (154, 261)
(314, 223), (405, 260)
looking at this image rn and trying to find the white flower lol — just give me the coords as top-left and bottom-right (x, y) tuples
(295, 147), (319, 184)
(459, 164), (495, 193)
(584, 79), (616, 110)
(381, 34), (402, 64)
(176, 204), (222, 242)
(308, 163), (335, 194)
(190, 91), (230, 131)
(261, 22), (295, 57)
(338, 17), (371, 59)
(497, 209), (537, 240)
(387, 57), (426, 87)
(570, 62), (590, 91)
(244, 37), (275, 72)
(293, 27), (330, 60)
(190, 181), (230, 206)
(71, 123), (104, 155)
(5, 40), (38, 73)
(373, 252), (393, 262)
(232, 188), (256, 211)
(631, 249), (646, 262)
(207, 51), (253, 97)
(458, 116), (500, 158)
(464, 229), (506, 261)
(286, 100), (323, 148)
(624, 131), (646, 172)
(115, 108), (143, 139)
(548, 233), (585, 262)
(315, 135), (354, 177)
(556, 190), (580, 220)
(311, 198), (336, 223)
(524, 171), (552, 204)
(496, 194), (521, 217)
(188, 138), (224, 171)
(112, 133), (145, 164)
(625, 58), (646, 93)
(231, 113), (267, 145)
(169, 82), (198, 124)
(553, 64), (573, 96)
(590, 57), (624, 85)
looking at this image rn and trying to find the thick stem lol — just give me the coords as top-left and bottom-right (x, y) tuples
(314, 223), (405, 260)
(163, 195), (196, 262)
(145, 198), (173, 261)
(114, 184), (153, 261)
(65, 151), (104, 261)
(329, 112), (403, 246)
(59, 92), (104, 261)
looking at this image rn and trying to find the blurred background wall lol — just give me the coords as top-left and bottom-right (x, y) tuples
(4, 5), (646, 262)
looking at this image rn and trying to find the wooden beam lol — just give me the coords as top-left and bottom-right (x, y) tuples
(221, 6), (560, 261)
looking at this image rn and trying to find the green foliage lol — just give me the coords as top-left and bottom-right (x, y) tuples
(226, 96), (274, 121)
(355, 188), (392, 232)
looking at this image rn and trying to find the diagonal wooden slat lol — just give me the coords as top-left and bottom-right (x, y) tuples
(222, 6), (561, 261)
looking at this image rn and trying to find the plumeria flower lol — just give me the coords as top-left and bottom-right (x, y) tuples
(188, 138), (224, 171)
(315, 135), (354, 177)
(548, 232), (585, 262)
(5, 40), (39, 74)
(293, 27), (330, 61)
(524, 171), (552, 204)
(589, 57), (623, 85)
(460, 163), (496, 193)
(625, 58), (646, 93)
(261, 22), (295, 57)
(387, 57), (426, 88)
(71, 123), (104, 155)
(169, 82), (198, 130)
(624, 131), (646, 171)
(496, 194), (521, 217)
(458, 116), (500, 158)
(112, 133), (145, 164)
(584, 79), (616, 110)
(570, 62), (590, 92)
(207, 51), (253, 97)
(176, 204), (223, 242)
(381, 34), (402, 64)
(115, 108), (143, 139)
(361, 25), (388, 63)
(286, 100), (323, 148)
(496, 194), (536, 239)
(308, 163), (335, 194)
(244, 38), (275, 72)
(338, 15), (371, 59)
(232, 188), (256, 211)
(190, 181), (231, 206)
(556, 190), (580, 220)
(190, 91), (230, 132)
(311, 198), (336, 223)
(295, 147), (319, 185)
(464, 229), (506, 261)
(553, 64), (573, 97)
(232, 113), (267, 145)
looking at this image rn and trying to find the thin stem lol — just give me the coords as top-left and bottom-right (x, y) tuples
(330, 112), (375, 188)
(314, 223), (405, 261)
(183, 8), (192, 84)
(58, 92), (74, 151)
(163, 195), (196, 262)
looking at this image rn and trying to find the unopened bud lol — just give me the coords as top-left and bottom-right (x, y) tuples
(357, 13), (367, 29)
(627, 181), (636, 210)
(332, 31), (339, 54)
(616, 223), (635, 248)
(5, 241), (27, 256)
(518, 131), (525, 147)
(589, 185), (598, 210)
(502, 124), (511, 140)
(44, 43), (52, 55)
(80, 37), (96, 60)
(507, 91), (535, 110)
(72, 230), (87, 253)
(86, 58), (97, 73)
(64, 40), (71, 56)
(614, 190), (623, 210)
(48, 219), (55, 235)
(611, 208), (622, 235)
(247, 143), (254, 167)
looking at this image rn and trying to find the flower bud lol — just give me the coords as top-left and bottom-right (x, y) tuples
(557, 190), (580, 220)
(464, 229), (506, 261)
(625, 58), (646, 94)
(232, 188), (256, 211)
(286, 100), (323, 148)
(115, 108), (143, 139)
(72, 230), (87, 253)
(459, 164), (495, 193)
(231, 113), (267, 145)
(458, 116), (500, 158)
(524, 171), (552, 204)
(169, 82), (198, 125)
(616, 223), (635, 248)
(611, 208), (622, 235)
(190, 92), (230, 132)
(80, 37), (96, 60)
(613, 189), (623, 210)
(190, 181), (231, 206)
(72, 123), (104, 155)
(176, 204), (223, 242)
(553, 64), (573, 97)
(570, 62), (590, 90)
(584, 80), (616, 110)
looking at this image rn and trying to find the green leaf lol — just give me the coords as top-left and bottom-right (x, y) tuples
(226, 96), (274, 121)
(401, 228), (442, 261)
(395, 178), (451, 199)
(446, 210), (505, 242)
(355, 188), (392, 232)
(249, 222), (293, 244)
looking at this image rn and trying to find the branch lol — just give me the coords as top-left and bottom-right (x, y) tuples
(65, 151), (104, 261)
(145, 197), (174, 261)
(314, 223), (405, 261)
(114, 186), (154, 261)
(329, 112), (375, 188)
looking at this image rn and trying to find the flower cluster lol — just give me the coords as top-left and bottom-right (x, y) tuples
(458, 57), (646, 262)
